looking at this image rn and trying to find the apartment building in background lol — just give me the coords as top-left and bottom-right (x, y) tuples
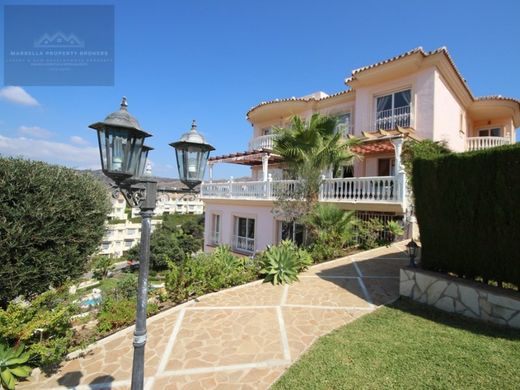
(99, 191), (203, 257)
(201, 47), (520, 254)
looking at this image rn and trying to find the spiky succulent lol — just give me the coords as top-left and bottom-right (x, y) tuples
(0, 343), (32, 390)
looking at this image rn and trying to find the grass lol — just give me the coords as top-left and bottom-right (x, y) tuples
(273, 298), (520, 389)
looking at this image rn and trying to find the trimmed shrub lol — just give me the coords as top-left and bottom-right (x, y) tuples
(413, 144), (520, 287)
(0, 157), (111, 303)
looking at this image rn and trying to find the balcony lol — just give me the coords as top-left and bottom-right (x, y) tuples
(375, 106), (411, 130)
(466, 136), (510, 151)
(248, 134), (278, 151)
(232, 235), (255, 253)
(201, 176), (404, 204)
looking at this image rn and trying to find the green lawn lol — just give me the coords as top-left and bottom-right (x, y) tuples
(274, 298), (520, 389)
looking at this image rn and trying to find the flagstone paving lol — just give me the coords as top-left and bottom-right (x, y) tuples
(22, 242), (409, 389)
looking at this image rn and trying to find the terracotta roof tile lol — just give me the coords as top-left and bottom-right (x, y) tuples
(246, 47), (520, 122)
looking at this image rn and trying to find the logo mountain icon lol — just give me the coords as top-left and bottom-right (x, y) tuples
(34, 32), (85, 48)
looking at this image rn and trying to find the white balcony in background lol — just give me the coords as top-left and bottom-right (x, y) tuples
(248, 134), (278, 151)
(232, 235), (255, 253)
(466, 136), (510, 151)
(375, 106), (411, 130)
(201, 176), (403, 204)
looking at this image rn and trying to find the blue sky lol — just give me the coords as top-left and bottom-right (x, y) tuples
(0, 0), (519, 179)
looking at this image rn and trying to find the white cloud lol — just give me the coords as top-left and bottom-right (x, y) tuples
(69, 135), (90, 146)
(0, 86), (39, 106)
(18, 126), (54, 139)
(0, 135), (100, 169)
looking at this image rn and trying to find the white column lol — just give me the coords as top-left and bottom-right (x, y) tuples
(261, 153), (270, 182)
(208, 162), (214, 182)
(391, 137), (404, 172)
(391, 137), (406, 208)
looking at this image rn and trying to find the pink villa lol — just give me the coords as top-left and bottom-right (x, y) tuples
(201, 47), (520, 254)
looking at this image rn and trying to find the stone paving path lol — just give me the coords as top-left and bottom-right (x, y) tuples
(22, 243), (409, 390)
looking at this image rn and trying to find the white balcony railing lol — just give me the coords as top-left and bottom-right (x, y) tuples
(201, 176), (403, 204)
(320, 176), (401, 202)
(248, 134), (278, 151)
(375, 106), (411, 130)
(232, 235), (255, 253)
(466, 136), (510, 151)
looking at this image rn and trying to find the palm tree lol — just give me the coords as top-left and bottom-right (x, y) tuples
(305, 203), (355, 246)
(273, 113), (358, 205)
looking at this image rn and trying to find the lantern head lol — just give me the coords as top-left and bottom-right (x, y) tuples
(89, 97), (151, 184)
(169, 120), (214, 190)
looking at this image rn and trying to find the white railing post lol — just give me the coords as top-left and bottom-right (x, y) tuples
(228, 176), (234, 198)
(208, 162), (213, 183)
(267, 173), (273, 199)
(319, 174), (326, 201)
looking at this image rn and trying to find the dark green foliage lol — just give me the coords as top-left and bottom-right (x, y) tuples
(0, 288), (75, 369)
(104, 274), (138, 301)
(352, 218), (384, 249)
(413, 144), (520, 287)
(305, 204), (355, 262)
(126, 214), (204, 271)
(92, 256), (114, 280)
(402, 139), (451, 191)
(0, 157), (111, 303)
(165, 245), (259, 302)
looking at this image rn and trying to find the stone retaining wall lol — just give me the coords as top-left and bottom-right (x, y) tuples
(400, 267), (520, 329)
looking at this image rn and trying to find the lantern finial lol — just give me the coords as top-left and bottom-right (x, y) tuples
(191, 119), (197, 131)
(121, 96), (128, 110)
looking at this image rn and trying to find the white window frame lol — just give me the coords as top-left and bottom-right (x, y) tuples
(334, 111), (353, 137)
(277, 220), (306, 245)
(233, 216), (256, 253)
(374, 88), (412, 130)
(477, 126), (502, 137)
(211, 213), (221, 245)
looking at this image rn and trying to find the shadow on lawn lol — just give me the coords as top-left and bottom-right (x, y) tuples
(312, 246), (409, 306)
(390, 297), (520, 340)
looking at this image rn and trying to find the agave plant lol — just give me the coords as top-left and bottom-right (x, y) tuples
(0, 343), (32, 390)
(260, 244), (299, 285)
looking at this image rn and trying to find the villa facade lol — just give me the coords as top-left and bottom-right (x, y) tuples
(201, 47), (520, 254)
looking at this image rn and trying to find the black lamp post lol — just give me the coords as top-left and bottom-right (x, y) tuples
(406, 239), (419, 267)
(90, 98), (214, 390)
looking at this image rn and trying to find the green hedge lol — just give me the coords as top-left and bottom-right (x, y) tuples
(413, 144), (520, 286)
(0, 157), (111, 303)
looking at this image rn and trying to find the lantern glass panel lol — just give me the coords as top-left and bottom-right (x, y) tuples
(175, 145), (210, 187)
(135, 147), (150, 177)
(97, 129), (108, 171)
(103, 128), (143, 176)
